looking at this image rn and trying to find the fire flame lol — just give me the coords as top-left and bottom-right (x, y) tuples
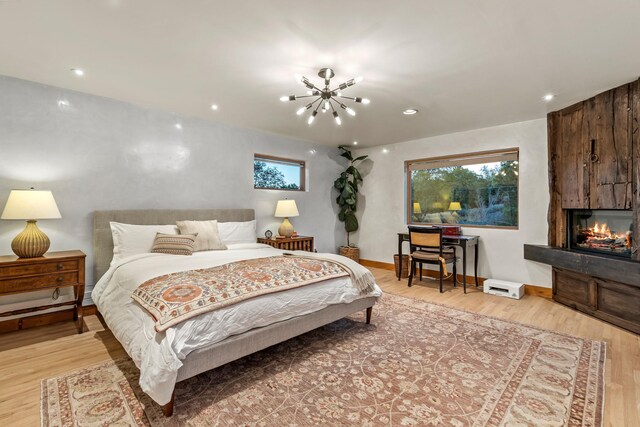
(589, 222), (628, 241)
(592, 222), (610, 236)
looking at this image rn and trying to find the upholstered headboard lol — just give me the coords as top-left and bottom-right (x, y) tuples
(93, 209), (255, 282)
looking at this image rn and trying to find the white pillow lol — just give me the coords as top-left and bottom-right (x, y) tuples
(110, 222), (179, 265)
(217, 220), (257, 245)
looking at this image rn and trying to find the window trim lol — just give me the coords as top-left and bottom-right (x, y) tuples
(254, 154), (306, 191)
(405, 148), (519, 230)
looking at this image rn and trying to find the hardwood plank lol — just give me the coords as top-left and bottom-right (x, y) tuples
(594, 84), (633, 209)
(0, 267), (638, 426)
(560, 104), (589, 208)
(547, 111), (565, 246)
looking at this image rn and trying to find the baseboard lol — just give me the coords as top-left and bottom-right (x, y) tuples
(523, 285), (553, 299)
(360, 259), (395, 271)
(360, 258), (553, 299)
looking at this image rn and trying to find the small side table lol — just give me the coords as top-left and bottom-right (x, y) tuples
(0, 250), (86, 333)
(258, 236), (315, 252)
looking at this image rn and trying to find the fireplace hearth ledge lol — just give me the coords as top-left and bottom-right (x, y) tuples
(524, 244), (640, 287)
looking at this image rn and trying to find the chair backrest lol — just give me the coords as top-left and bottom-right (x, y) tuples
(408, 226), (443, 253)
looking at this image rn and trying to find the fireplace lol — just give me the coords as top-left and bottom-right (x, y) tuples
(568, 209), (633, 258)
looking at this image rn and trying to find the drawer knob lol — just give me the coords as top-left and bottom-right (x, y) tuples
(56, 276), (64, 283)
(57, 263), (64, 270)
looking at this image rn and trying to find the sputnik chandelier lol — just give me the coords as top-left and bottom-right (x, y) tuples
(280, 68), (370, 125)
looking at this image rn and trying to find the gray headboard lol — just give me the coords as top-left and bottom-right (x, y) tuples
(93, 209), (255, 282)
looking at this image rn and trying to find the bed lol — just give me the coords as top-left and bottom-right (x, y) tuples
(91, 209), (381, 416)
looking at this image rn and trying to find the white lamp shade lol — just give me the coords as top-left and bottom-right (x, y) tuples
(448, 202), (462, 211)
(274, 199), (299, 218)
(1, 190), (62, 220)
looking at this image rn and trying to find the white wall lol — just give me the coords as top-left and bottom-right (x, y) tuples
(0, 75), (344, 310)
(353, 119), (552, 287)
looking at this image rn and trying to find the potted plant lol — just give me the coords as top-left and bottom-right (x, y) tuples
(333, 145), (368, 262)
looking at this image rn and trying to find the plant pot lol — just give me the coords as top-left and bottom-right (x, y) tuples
(394, 254), (409, 278)
(339, 246), (360, 263)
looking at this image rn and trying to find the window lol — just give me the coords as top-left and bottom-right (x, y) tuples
(254, 154), (305, 191)
(406, 149), (519, 228)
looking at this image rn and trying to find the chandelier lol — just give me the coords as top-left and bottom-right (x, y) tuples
(280, 68), (370, 125)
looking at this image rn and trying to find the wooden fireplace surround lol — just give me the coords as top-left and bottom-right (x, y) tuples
(525, 78), (640, 334)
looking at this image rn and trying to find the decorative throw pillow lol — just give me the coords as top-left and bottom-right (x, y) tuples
(151, 233), (197, 256)
(176, 220), (227, 251)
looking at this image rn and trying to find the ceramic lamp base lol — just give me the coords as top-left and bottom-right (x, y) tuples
(11, 220), (50, 258)
(278, 217), (294, 238)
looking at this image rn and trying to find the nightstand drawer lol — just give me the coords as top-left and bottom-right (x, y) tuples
(0, 260), (78, 279)
(0, 271), (79, 294)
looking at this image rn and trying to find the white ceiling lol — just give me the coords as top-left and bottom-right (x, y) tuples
(1, 0), (639, 147)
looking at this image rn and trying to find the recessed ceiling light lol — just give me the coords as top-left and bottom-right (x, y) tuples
(543, 94), (554, 102)
(403, 109), (418, 115)
(309, 149), (317, 155)
(71, 68), (84, 77)
(175, 123), (182, 129)
(382, 148), (389, 154)
(353, 141), (358, 145)
(211, 104), (219, 110)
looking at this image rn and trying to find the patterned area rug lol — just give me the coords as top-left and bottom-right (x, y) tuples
(41, 293), (605, 426)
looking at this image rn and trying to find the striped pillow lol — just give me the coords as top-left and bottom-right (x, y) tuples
(151, 233), (197, 256)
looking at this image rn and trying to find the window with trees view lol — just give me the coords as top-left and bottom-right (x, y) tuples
(254, 154), (305, 191)
(406, 149), (519, 228)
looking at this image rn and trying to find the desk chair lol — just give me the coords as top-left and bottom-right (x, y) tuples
(407, 226), (458, 293)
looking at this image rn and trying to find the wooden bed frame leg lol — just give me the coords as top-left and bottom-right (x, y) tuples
(366, 307), (372, 324)
(161, 391), (175, 417)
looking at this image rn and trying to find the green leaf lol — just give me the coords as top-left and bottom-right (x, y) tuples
(353, 155), (368, 162)
(351, 168), (363, 183)
(334, 177), (346, 190)
(344, 213), (359, 232)
(340, 151), (353, 161)
(341, 184), (354, 199)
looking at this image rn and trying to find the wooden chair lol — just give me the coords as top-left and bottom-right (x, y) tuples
(407, 226), (458, 293)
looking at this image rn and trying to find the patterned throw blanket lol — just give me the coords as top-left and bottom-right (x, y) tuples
(132, 255), (351, 332)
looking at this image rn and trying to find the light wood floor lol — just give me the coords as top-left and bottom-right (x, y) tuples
(0, 267), (638, 426)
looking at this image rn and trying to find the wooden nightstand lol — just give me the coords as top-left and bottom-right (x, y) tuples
(0, 250), (86, 334)
(258, 236), (315, 252)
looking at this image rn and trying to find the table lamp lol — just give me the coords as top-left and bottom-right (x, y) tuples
(448, 202), (462, 211)
(1, 189), (62, 258)
(413, 202), (422, 214)
(274, 199), (299, 238)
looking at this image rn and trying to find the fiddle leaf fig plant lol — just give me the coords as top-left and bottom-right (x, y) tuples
(334, 145), (368, 247)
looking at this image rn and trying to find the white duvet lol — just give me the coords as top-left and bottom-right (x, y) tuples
(91, 244), (381, 405)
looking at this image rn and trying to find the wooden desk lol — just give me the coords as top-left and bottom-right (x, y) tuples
(398, 233), (479, 287)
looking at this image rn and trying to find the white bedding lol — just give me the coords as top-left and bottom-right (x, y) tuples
(92, 244), (381, 405)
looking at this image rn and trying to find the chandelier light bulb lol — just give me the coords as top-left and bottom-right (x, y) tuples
(354, 76), (364, 83)
(308, 111), (317, 125)
(361, 98), (370, 104)
(333, 111), (342, 125)
(296, 107), (306, 116)
(294, 74), (303, 83)
(280, 96), (290, 102)
(346, 107), (356, 116)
